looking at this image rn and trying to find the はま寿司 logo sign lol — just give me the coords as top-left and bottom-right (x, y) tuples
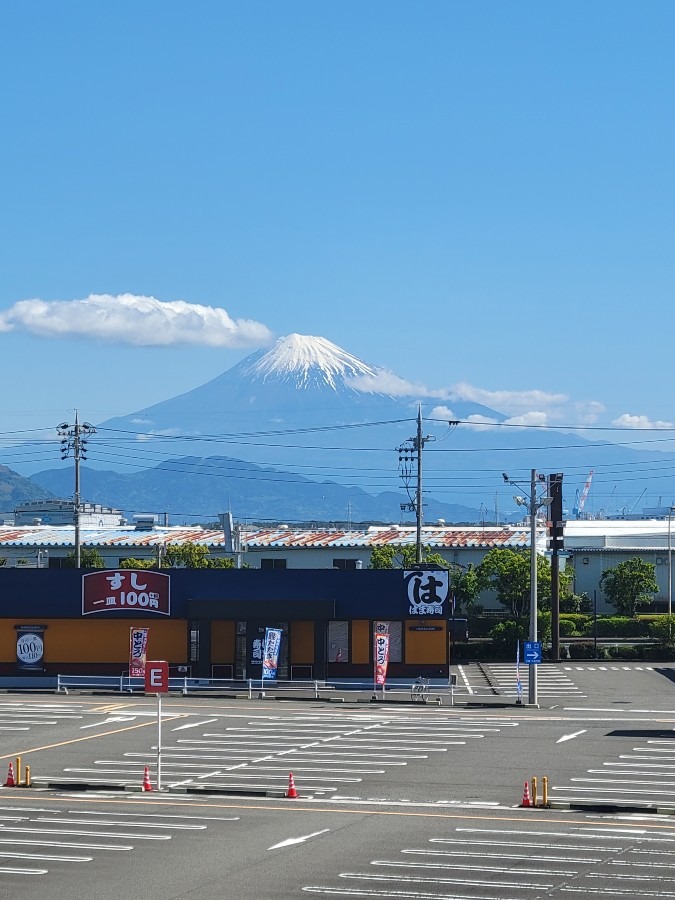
(404, 569), (449, 615)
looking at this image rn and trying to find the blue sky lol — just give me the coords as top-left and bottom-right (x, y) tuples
(1, 1), (674, 446)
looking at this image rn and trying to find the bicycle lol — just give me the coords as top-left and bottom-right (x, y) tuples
(411, 676), (430, 702)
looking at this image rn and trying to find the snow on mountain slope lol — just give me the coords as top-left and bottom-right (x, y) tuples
(240, 334), (383, 391)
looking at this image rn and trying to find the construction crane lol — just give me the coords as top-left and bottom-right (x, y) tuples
(572, 469), (594, 519)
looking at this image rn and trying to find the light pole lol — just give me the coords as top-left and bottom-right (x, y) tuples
(503, 469), (552, 706)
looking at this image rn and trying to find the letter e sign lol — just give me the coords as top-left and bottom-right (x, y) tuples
(145, 661), (169, 694)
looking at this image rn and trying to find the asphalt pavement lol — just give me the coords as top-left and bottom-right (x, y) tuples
(0, 662), (674, 898)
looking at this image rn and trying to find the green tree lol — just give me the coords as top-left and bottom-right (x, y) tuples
(119, 558), (157, 569)
(63, 548), (105, 568)
(398, 546), (447, 569)
(476, 548), (531, 617)
(369, 546), (396, 569)
(600, 558), (659, 616)
(475, 548), (567, 618)
(161, 545), (234, 569)
(449, 563), (480, 614)
(207, 557), (235, 569)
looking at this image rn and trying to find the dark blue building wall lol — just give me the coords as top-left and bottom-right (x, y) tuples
(0, 568), (439, 620)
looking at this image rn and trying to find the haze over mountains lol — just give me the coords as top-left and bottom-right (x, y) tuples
(3, 334), (674, 522)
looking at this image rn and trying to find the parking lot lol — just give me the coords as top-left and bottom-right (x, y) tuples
(0, 663), (674, 898)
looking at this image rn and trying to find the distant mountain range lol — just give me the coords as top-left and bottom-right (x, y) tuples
(3, 334), (674, 522)
(0, 465), (56, 514)
(25, 455), (497, 525)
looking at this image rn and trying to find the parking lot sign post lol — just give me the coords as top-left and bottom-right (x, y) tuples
(145, 661), (169, 790)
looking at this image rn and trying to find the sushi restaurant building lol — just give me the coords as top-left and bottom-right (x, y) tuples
(0, 566), (463, 681)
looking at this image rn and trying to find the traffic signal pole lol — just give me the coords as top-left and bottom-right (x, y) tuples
(548, 473), (564, 662)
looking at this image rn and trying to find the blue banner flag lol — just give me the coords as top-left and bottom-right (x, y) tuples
(262, 628), (282, 681)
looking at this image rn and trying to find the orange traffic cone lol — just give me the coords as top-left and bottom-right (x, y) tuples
(3, 762), (15, 787)
(286, 772), (298, 799)
(142, 766), (153, 792)
(521, 780), (531, 808)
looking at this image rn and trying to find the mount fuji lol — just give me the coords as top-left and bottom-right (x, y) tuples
(21, 334), (675, 522)
(97, 333), (503, 443)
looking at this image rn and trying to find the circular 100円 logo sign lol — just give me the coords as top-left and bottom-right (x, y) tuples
(17, 633), (44, 665)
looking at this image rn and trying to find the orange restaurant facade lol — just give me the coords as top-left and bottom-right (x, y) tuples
(0, 566), (466, 682)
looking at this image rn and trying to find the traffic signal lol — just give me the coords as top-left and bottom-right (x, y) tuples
(547, 520), (564, 552)
(548, 473), (564, 552)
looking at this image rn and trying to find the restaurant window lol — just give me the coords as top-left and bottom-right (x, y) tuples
(328, 620), (349, 662)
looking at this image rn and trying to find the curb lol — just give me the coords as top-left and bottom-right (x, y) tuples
(549, 799), (675, 815)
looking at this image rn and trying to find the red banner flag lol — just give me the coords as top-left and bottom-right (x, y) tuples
(129, 627), (149, 677)
(374, 633), (390, 687)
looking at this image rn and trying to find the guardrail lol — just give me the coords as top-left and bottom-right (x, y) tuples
(55, 673), (460, 703)
(56, 674), (247, 696)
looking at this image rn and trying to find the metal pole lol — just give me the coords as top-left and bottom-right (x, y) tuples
(594, 589), (598, 658)
(416, 406), (423, 564)
(157, 692), (162, 791)
(529, 468), (538, 706)
(74, 412), (81, 569)
(550, 547), (560, 662)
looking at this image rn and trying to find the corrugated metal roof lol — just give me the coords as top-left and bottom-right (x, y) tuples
(0, 524), (532, 550)
(0, 526), (225, 548)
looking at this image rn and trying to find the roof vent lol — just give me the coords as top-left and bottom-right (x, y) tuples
(133, 514), (157, 531)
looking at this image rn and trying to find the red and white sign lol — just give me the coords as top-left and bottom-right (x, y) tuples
(82, 570), (170, 616)
(145, 661), (169, 694)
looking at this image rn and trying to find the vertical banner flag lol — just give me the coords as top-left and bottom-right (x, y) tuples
(516, 640), (523, 703)
(262, 628), (282, 681)
(129, 627), (149, 678)
(373, 621), (390, 688)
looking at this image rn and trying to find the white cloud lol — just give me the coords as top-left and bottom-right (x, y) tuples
(430, 404), (499, 430)
(463, 414), (501, 430)
(574, 400), (606, 424)
(0, 293), (273, 347)
(136, 427), (185, 441)
(611, 413), (674, 430)
(448, 381), (568, 414)
(504, 411), (550, 427)
(348, 370), (433, 398)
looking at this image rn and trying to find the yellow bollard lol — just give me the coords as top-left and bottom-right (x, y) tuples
(531, 776), (538, 808)
(15, 757), (21, 787)
(24, 765), (31, 788)
(542, 775), (548, 807)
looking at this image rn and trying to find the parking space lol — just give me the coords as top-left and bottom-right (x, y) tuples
(0, 799), (239, 895)
(32, 707), (521, 800)
(302, 815), (675, 898)
(552, 726), (675, 810)
(0, 702), (85, 735)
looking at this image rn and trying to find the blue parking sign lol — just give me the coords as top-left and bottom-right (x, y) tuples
(523, 641), (542, 664)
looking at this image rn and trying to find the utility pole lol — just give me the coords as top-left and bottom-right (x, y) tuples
(397, 406), (435, 563)
(503, 469), (552, 706)
(57, 412), (96, 568)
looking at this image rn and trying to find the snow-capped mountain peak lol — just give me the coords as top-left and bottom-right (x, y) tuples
(240, 334), (380, 391)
